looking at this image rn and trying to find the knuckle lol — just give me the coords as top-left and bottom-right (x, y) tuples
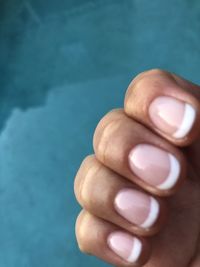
(93, 109), (124, 163)
(80, 164), (101, 207)
(135, 69), (167, 82)
(74, 155), (100, 206)
(80, 163), (101, 207)
(77, 236), (89, 254)
(125, 69), (168, 109)
(81, 155), (96, 170)
(141, 68), (167, 77)
(131, 69), (166, 89)
(74, 155), (93, 203)
(75, 211), (91, 254)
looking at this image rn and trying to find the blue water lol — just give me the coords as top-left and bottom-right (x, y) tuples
(0, 0), (200, 266)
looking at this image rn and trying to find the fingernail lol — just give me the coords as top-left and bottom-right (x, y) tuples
(115, 189), (159, 228)
(149, 96), (196, 139)
(129, 144), (181, 190)
(107, 231), (142, 263)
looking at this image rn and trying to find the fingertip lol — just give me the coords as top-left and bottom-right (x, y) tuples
(124, 69), (200, 147)
(148, 95), (200, 147)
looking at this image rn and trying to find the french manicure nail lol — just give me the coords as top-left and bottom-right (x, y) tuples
(108, 231), (142, 263)
(149, 96), (196, 139)
(129, 144), (181, 190)
(115, 189), (159, 228)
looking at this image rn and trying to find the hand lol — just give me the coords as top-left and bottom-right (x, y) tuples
(74, 69), (200, 267)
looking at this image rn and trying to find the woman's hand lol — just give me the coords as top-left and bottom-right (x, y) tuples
(74, 69), (200, 267)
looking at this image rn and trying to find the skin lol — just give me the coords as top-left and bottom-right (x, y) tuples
(74, 69), (200, 267)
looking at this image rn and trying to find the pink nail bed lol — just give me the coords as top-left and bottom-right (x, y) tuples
(129, 144), (181, 190)
(108, 231), (142, 263)
(115, 189), (159, 228)
(149, 96), (196, 139)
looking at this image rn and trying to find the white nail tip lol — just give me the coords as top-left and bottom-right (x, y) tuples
(127, 238), (142, 263)
(173, 103), (196, 139)
(141, 197), (159, 228)
(157, 154), (180, 190)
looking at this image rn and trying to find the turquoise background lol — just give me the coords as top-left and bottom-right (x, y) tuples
(0, 0), (200, 266)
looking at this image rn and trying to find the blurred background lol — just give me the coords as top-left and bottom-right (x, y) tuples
(0, 0), (200, 266)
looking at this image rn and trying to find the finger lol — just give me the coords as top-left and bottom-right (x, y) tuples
(124, 69), (200, 146)
(93, 109), (187, 197)
(76, 210), (151, 267)
(74, 155), (167, 236)
(171, 72), (200, 100)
